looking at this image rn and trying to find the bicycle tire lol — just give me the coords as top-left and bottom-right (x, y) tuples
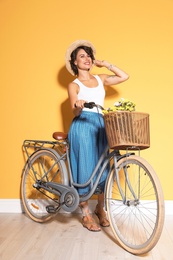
(106, 155), (165, 255)
(21, 149), (68, 223)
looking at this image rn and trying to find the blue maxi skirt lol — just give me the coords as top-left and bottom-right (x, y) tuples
(68, 111), (109, 195)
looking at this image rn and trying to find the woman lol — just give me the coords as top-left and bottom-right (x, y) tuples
(65, 40), (129, 232)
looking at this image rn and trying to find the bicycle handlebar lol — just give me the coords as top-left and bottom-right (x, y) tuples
(84, 102), (104, 110)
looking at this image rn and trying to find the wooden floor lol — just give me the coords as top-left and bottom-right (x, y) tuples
(0, 212), (172, 260)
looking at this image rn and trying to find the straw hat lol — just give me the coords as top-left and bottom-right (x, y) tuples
(65, 39), (96, 75)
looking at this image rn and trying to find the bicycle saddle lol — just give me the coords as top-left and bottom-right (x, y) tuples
(52, 132), (68, 140)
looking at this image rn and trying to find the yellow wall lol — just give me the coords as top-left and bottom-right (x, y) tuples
(0, 0), (173, 199)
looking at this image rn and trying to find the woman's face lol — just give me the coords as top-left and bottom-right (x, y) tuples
(74, 48), (93, 72)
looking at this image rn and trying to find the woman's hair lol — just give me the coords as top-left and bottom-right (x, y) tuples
(70, 46), (95, 75)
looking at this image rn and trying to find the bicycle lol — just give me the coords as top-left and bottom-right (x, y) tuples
(21, 102), (165, 255)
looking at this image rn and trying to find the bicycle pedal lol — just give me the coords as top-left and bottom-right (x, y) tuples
(46, 205), (57, 213)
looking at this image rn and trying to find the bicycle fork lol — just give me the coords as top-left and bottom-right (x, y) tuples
(113, 155), (139, 207)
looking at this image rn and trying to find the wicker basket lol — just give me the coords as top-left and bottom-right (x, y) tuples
(104, 111), (150, 150)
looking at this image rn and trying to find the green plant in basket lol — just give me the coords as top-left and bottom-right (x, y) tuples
(103, 98), (136, 114)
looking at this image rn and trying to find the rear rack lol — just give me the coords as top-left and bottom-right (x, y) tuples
(22, 139), (67, 161)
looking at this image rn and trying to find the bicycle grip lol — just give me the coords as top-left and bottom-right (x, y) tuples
(84, 102), (95, 109)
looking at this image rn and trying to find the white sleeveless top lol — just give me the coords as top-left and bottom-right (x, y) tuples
(73, 75), (105, 113)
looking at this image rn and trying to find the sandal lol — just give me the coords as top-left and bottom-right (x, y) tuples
(94, 204), (110, 227)
(82, 216), (101, 232)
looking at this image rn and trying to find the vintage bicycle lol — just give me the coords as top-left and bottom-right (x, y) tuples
(21, 102), (165, 255)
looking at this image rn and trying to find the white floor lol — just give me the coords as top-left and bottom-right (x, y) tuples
(0, 212), (172, 260)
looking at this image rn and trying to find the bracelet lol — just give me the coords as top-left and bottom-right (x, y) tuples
(108, 64), (113, 70)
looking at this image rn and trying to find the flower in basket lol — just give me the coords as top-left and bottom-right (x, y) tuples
(103, 98), (136, 114)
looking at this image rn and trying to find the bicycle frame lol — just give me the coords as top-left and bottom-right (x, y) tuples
(22, 138), (134, 204)
(63, 140), (136, 203)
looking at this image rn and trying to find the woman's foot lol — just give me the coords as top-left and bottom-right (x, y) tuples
(79, 201), (101, 232)
(82, 215), (101, 232)
(94, 204), (110, 227)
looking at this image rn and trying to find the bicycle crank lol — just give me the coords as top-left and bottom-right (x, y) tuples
(46, 188), (79, 214)
(39, 182), (80, 213)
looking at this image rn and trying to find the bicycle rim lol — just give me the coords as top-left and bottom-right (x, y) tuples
(106, 155), (165, 255)
(21, 149), (66, 223)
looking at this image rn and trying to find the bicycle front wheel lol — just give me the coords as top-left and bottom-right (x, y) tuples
(106, 155), (165, 255)
(21, 149), (68, 223)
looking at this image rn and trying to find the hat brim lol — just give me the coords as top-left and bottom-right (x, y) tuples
(65, 40), (96, 75)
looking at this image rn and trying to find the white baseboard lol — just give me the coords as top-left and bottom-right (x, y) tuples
(0, 199), (172, 215)
(0, 199), (96, 214)
(0, 199), (23, 213)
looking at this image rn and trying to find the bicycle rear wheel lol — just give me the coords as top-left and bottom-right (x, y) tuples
(21, 149), (68, 223)
(106, 155), (165, 255)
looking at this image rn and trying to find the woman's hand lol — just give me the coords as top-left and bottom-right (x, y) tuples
(72, 99), (86, 117)
(94, 60), (109, 68)
(74, 99), (86, 109)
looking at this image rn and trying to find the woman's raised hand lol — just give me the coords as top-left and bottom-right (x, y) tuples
(94, 60), (110, 69)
